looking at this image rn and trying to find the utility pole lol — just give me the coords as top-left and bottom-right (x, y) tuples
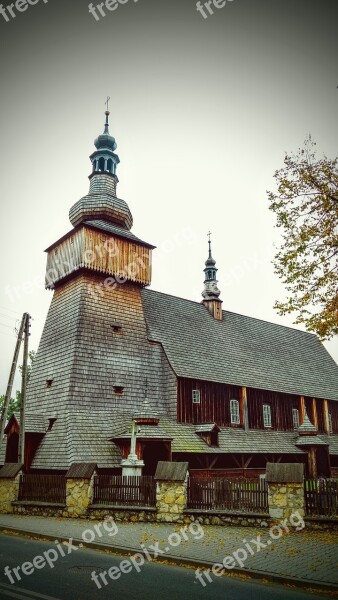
(18, 313), (30, 465)
(0, 313), (27, 452)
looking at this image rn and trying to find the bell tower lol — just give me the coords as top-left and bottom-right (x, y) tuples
(26, 107), (162, 428)
(202, 233), (223, 320)
(44, 107), (153, 290)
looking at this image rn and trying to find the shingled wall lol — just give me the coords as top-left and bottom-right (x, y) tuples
(24, 272), (177, 469)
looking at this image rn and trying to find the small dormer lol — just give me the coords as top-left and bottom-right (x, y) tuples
(195, 423), (220, 447)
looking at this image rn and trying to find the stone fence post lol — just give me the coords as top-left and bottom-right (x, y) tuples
(0, 463), (23, 513)
(266, 462), (305, 522)
(154, 461), (189, 523)
(65, 463), (97, 518)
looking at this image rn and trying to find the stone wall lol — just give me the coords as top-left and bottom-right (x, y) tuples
(183, 512), (269, 528)
(13, 502), (65, 517)
(0, 473), (21, 514)
(268, 482), (305, 521)
(88, 506), (156, 522)
(156, 479), (187, 523)
(66, 476), (94, 518)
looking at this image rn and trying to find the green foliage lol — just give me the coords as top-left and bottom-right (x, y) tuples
(0, 350), (37, 418)
(0, 391), (21, 419)
(268, 136), (338, 340)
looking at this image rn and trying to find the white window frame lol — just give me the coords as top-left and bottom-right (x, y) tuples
(292, 408), (299, 429)
(192, 389), (201, 404)
(263, 404), (272, 428)
(230, 399), (240, 425)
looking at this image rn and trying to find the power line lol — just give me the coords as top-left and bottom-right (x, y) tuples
(0, 323), (15, 330)
(0, 306), (22, 316)
(0, 313), (17, 322)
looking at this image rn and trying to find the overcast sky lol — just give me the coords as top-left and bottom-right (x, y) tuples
(0, 0), (337, 394)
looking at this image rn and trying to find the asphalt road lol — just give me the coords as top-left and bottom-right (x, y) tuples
(0, 533), (332, 600)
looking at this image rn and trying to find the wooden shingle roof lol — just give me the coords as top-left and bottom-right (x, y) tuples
(141, 289), (338, 401)
(0, 463), (23, 478)
(155, 461), (189, 481)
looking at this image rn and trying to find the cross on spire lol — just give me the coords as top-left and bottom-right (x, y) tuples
(207, 231), (212, 257)
(104, 97), (111, 133)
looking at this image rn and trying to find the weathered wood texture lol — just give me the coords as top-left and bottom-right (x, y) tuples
(18, 473), (66, 503)
(25, 273), (177, 469)
(176, 378), (333, 433)
(177, 378), (239, 425)
(45, 227), (152, 288)
(187, 477), (268, 512)
(304, 479), (338, 516)
(93, 475), (156, 507)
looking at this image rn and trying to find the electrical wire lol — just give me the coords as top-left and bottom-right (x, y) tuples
(0, 306), (21, 315)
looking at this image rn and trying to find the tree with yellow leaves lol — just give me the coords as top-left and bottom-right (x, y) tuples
(268, 136), (338, 340)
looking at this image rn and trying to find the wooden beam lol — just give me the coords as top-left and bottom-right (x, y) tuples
(299, 396), (306, 425)
(233, 455), (242, 468)
(323, 399), (330, 434)
(209, 457), (218, 469)
(240, 387), (249, 431)
(311, 398), (318, 430)
(0, 313), (27, 453)
(308, 447), (317, 479)
(243, 456), (252, 469)
(18, 314), (30, 466)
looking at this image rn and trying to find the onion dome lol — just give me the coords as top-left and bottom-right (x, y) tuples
(202, 233), (221, 300)
(69, 106), (133, 230)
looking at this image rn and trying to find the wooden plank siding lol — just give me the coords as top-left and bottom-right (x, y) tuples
(177, 378), (239, 425)
(45, 226), (152, 289)
(177, 378), (333, 432)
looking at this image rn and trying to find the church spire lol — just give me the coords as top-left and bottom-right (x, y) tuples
(202, 233), (223, 320)
(68, 101), (133, 231)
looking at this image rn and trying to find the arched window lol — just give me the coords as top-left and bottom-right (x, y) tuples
(98, 157), (105, 172)
(107, 159), (113, 173)
(230, 399), (240, 424)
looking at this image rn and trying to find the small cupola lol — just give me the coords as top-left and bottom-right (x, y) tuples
(201, 233), (223, 320)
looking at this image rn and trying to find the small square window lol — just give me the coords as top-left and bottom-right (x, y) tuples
(114, 386), (124, 395)
(46, 379), (53, 388)
(111, 323), (122, 333)
(192, 390), (200, 404)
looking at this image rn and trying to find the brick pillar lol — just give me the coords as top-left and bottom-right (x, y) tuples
(266, 463), (305, 522)
(154, 461), (189, 523)
(65, 463), (97, 518)
(0, 464), (22, 514)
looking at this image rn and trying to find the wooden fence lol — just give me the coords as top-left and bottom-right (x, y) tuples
(304, 479), (338, 517)
(187, 477), (268, 513)
(18, 474), (66, 504)
(93, 475), (156, 507)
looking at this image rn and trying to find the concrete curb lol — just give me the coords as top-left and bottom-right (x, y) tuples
(0, 525), (337, 594)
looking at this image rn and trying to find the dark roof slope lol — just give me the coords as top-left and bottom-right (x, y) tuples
(141, 289), (338, 401)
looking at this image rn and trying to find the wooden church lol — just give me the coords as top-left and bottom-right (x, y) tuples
(3, 109), (338, 480)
